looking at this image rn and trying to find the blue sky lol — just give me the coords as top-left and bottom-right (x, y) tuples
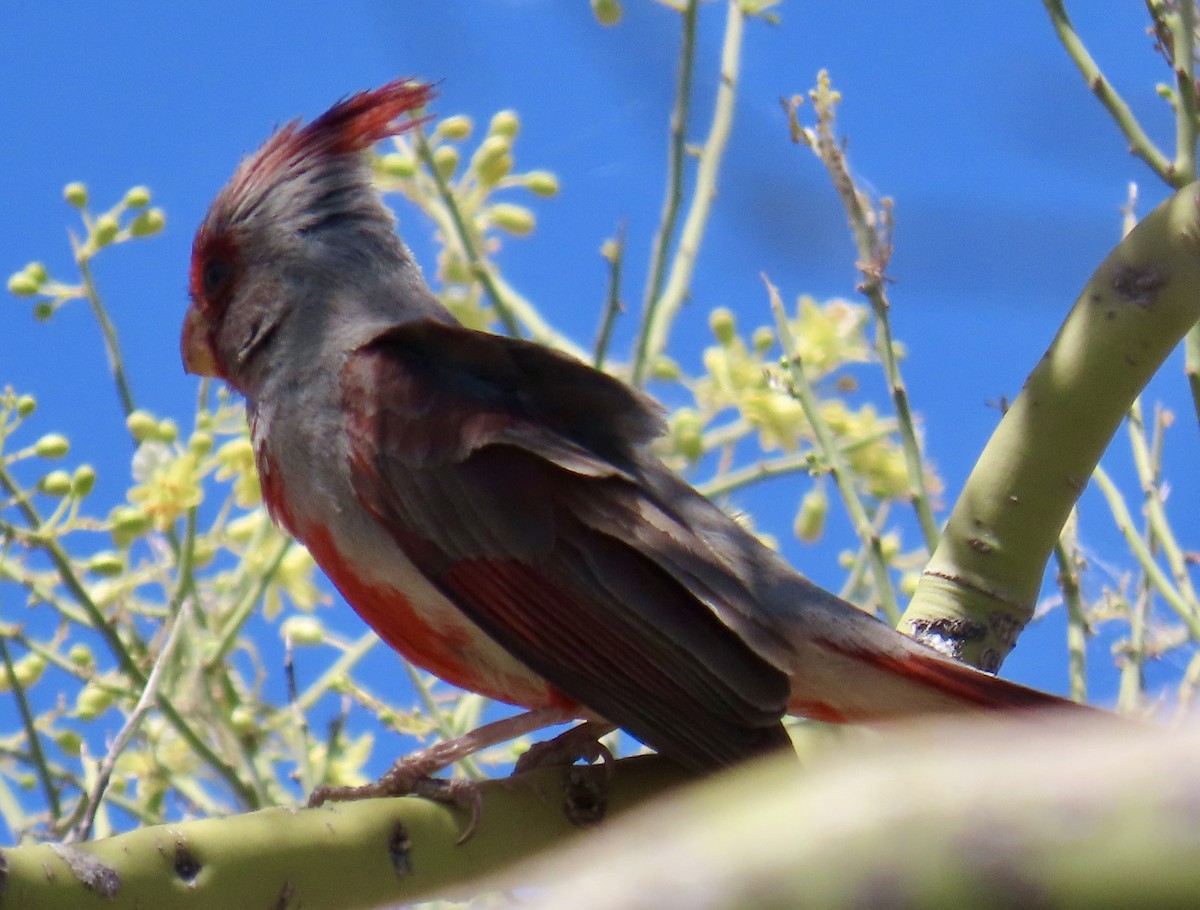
(2, 2), (1192, 747)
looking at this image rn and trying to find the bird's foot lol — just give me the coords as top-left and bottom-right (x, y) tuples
(307, 705), (579, 843)
(513, 720), (617, 776)
(308, 755), (484, 842)
(513, 721), (618, 830)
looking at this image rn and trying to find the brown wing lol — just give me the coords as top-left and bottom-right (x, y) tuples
(340, 319), (791, 769)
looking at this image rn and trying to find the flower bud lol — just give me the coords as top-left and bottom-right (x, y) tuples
(34, 433), (70, 459)
(794, 486), (828, 542)
(879, 531), (900, 561)
(188, 431), (214, 456)
(436, 115), (473, 141)
(709, 307), (737, 346)
(752, 326), (775, 353)
(650, 356), (682, 381)
(126, 410), (158, 442)
(7, 272), (39, 297)
(33, 302), (54, 322)
(16, 395), (36, 417)
(156, 418), (178, 443)
(474, 135), (512, 185)
(487, 203), (535, 236)
(72, 464), (97, 497)
(25, 262), (48, 284)
(129, 208), (165, 238)
(110, 505), (150, 547)
(282, 615), (326, 646)
(56, 730), (83, 757)
(488, 110), (520, 139)
(194, 537), (216, 567)
(230, 706), (257, 737)
(672, 409), (705, 462)
(93, 215), (120, 247)
(433, 146), (459, 179)
(123, 186), (152, 209)
(378, 152), (417, 178)
(68, 643), (94, 668)
(64, 182), (89, 208)
(592, 0), (623, 25)
(524, 170), (559, 197)
(76, 682), (115, 720)
(440, 253), (472, 284)
(225, 511), (264, 544)
(12, 653), (46, 688)
(40, 470), (73, 496)
(87, 551), (126, 577)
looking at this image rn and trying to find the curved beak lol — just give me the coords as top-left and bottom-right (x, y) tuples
(181, 305), (220, 378)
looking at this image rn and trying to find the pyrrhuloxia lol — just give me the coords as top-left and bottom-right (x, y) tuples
(181, 79), (1079, 782)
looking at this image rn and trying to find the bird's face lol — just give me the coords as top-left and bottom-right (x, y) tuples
(181, 222), (241, 382)
(181, 79), (435, 394)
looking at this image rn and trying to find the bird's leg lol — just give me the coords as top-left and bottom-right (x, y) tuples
(308, 705), (579, 840)
(513, 720), (617, 775)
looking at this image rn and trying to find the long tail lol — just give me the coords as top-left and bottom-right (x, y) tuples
(782, 603), (1088, 724)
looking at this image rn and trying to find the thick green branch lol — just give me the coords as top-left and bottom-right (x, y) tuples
(0, 757), (693, 909)
(901, 183), (1200, 669)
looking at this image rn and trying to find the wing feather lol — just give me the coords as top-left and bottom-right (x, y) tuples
(341, 319), (792, 769)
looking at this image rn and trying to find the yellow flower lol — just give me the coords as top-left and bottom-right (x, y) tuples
(128, 446), (201, 530)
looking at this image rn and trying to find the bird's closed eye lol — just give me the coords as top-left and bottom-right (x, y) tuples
(203, 258), (232, 297)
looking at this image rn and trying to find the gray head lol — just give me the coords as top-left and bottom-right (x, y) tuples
(181, 79), (437, 394)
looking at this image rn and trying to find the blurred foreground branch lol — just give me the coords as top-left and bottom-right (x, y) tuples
(2, 713), (1173, 909)
(493, 714), (1184, 910)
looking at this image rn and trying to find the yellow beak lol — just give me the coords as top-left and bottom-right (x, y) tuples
(181, 305), (220, 377)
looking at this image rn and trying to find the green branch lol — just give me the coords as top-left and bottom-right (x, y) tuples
(1042, 0), (1175, 184)
(0, 757), (693, 909)
(901, 182), (1200, 668)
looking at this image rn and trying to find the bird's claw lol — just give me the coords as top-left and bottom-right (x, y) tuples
(308, 761), (484, 844)
(513, 720), (616, 777)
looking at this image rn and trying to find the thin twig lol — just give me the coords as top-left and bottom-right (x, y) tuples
(75, 252), (136, 418)
(65, 599), (194, 842)
(594, 222), (627, 370)
(697, 427), (894, 500)
(1052, 517), (1089, 704)
(1093, 466), (1200, 639)
(1127, 401), (1199, 614)
(0, 636), (62, 824)
(1041, 0), (1175, 183)
(765, 275), (900, 623)
(632, 0), (699, 381)
(412, 129), (521, 337)
(208, 535), (293, 668)
(782, 82), (939, 554)
(632, 0), (746, 384)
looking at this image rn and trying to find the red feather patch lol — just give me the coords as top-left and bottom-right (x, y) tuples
(214, 78), (435, 235)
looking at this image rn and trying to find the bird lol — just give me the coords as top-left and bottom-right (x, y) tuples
(181, 78), (1082, 797)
